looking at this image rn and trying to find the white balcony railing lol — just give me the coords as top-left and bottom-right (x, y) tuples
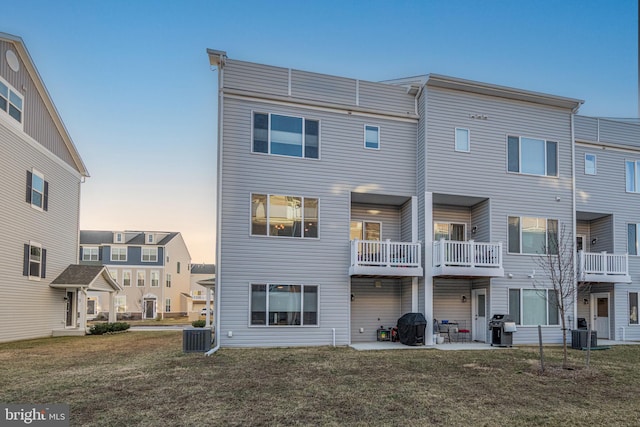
(578, 251), (631, 283)
(190, 292), (207, 301)
(432, 239), (504, 277)
(349, 239), (422, 276)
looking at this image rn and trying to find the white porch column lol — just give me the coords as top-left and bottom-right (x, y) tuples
(424, 191), (434, 344)
(78, 289), (88, 330)
(205, 286), (212, 328)
(411, 195), (419, 313)
(108, 291), (117, 323)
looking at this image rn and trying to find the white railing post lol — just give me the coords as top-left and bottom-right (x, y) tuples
(601, 251), (608, 275)
(625, 253), (629, 276)
(469, 240), (475, 268)
(440, 238), (446, 267)
(385, 239), (391, 267)
(498, 242), (503, 267)
(578, 250), (584, 278)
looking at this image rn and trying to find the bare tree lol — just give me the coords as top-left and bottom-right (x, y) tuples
(533, 223), (585, 369)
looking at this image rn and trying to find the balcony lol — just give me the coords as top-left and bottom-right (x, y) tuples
(433, 239), (504, 278)
(577, 251), (631, 283)
(349, 239), (423, 277)
(190, 292), (207, 301)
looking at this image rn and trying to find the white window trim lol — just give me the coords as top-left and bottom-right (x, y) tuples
(141, 247), (158, 262)
(122, 270), (132, 287)
(434, 222), (467, 241)
(150, 270), (160, 287)
(0, 76), (24, 129)
(109, 268), (118, 282)
(113, 232), (124, 244)
(350, 220), (382, 241)
(364, 124), (380, 150)
(251, 111), (321, 160)
(29, 168), (45, 211)
(27, 241), (42, 281)
(248, 283), (319, 327)
(165, 298), (171, 312)
(507, 135), (558, 177)
(147, 233), (155, 244)
(82, 246), (99, 261)
(584, 153), (597, 175)
(136, 270), (146, 287)
(110, 246), (127, 262)
(250, 193), (320, 239)
(115, 295), (127, 313)
(166, 273), (172, 287)
(507, 216), (558, 255)
(454, 127), (470, 153)
(626, 159), (640, 193)
(629, 291), (639, 326)
(509, 288), (559, 327)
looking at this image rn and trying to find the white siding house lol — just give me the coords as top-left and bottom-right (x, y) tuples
(208, 49), (639, 348)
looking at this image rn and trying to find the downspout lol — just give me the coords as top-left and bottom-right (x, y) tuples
(206, 50), (225, 356)
(571, 111), (578, 331)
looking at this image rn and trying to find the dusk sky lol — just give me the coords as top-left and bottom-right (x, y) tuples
(3, 1), (637, 263)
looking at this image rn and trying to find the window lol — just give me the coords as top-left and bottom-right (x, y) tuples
(177, 262), (181, 274)
(455, 128), (470, 152)
(350, 221), (380, 241)
(585, 154), (596, 175)
(110, 247), (127, 262)
(507, 136), (558, 176)
(628, 224), (640, 255)
(142, 247), (158, 262)
(434, 223), (466, 241)
(122, 270), (132, 287)
(147, 233), (154, 244)
(508, 216), (558, 254)
(251, 194), (319, 238)
(630, 292), (638, 325)
(0, 77), (23, 125)
(109, 269), (117, 282)
(115, 296), (126, 313)
(82, 247), (99, 261)
(114, 232), (124, 243)
(253, 112), (319, 159)
(150, 270), (159, 287)
(626, 160), (640, 193)
(509, 289), (559, 326)
(250, 284), (318, 326)
(165, 298), (171, 312)
(137, 271), (145, 287)
(26, 170), (48, 211)
(364, 125), (380, 150)
(166, 273), (172, 288)
(23, 242), (46, 279)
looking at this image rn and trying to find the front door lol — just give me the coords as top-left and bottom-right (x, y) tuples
(65, 291), (74, 327)
(472, 289), (486, 342)
(591, 293), (610, 339)
(144, 299), (156, 319)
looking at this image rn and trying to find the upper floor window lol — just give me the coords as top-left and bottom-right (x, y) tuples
(142, 247), (158, 262)
(251, 193), (318, 238)
(455, 128), (470, 152)
(253, 112), (319, 159)
(508, 136), (558, 177)
(114, 232), (124, 244)
(364, 125), (380, 150)
(585, 154), (596, 175)
(137, 271), (145, 287)
(508, 216), (558, 255)
(150, 270), (160, 287)
(26, 170), (48, 211)
(0, 77), (23, 125)
(122, 270), (132, 287)
(177, 262), (181, 274)
(111, 247), (127, 262)
(23, 242), (46, 280)
(109, 269), (117, 282)
(627, 224), (640, 255)
(626, 160), (640, 193)
(146, 233), (154, 244)
(509, 288), (559, 326)
(82, 247), (99, 261)
(166, 273), (172, 288)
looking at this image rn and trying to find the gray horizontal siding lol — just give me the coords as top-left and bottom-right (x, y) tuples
(350, 278), (402, 343)
(359, 80), (415, 114)
(291, 70), (356, 106)
(575, 115), (640, 149)
(351, 203), (401, 241)
(0, 40), (77, 170)
(218, 91), (417, 347)
(0, 124), (81, 342)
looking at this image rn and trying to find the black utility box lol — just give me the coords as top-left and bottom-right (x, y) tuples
(183, 328), (212, 353)
(571, 329), (597, 349)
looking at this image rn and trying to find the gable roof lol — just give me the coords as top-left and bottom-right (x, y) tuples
(191, 264), (216, 275)
(50, 265), (121, 292)
(80, 230), (180, 246)
(0, 32), (88, 176)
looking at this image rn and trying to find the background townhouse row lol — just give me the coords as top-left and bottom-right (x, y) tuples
(79, 230), (192, 320)
(208, 50), (640, 348)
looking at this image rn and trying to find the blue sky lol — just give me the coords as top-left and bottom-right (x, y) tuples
(4, 1), (637, 262)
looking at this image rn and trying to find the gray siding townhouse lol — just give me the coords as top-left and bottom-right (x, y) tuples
(79, 230), (192, 320)
(207, 49), (640, 348)
(0, 33), (119, 343)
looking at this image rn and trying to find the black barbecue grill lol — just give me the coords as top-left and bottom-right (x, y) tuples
(489, 314), (516, 347)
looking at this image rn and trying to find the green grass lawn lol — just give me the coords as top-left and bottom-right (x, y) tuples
(1, 332), (639, 426)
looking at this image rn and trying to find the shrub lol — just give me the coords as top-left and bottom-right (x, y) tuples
(191, 320), (206, 328)
(89, 322), (131, 335)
